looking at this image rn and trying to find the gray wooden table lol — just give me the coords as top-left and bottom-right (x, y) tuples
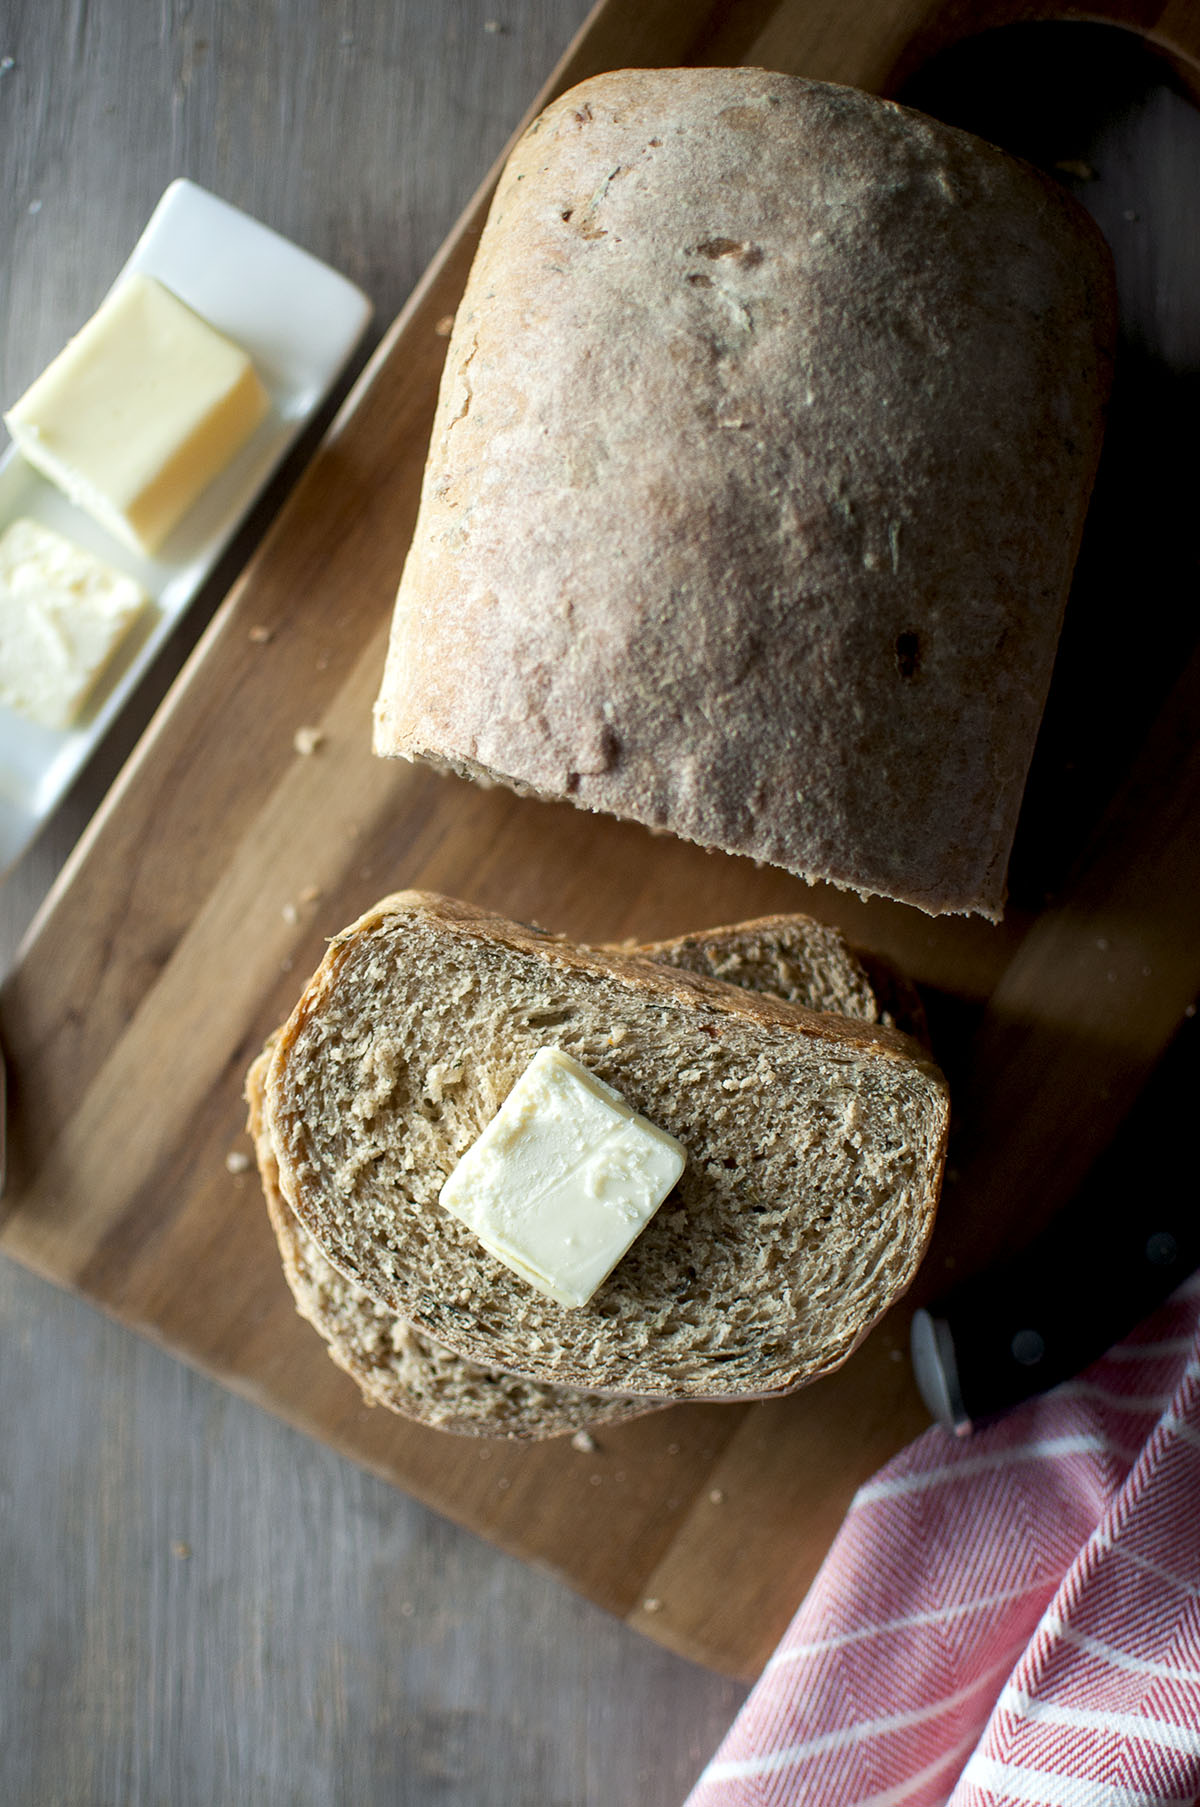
(0, 6), (749, 1802)
(4, 5), (1198, 1804)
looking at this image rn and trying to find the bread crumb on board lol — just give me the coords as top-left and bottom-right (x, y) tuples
(248, 624), (273, 644)
(224, 1149), (251, 1175)
(434, 313), (456, 337)
(281, 886), (322, 926)
(571, 1429), (597, 1453)
(642, 1597), (662, 1614)
(293, 725), (323, 756)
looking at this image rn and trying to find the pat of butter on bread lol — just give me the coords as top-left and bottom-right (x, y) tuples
(439, 1047), (686, 1308)
(4, 273), (269, 555)
(0, 518), (148, 728)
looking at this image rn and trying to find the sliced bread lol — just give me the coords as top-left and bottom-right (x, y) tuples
(248, 1047), (654, 1438)
(249, 910), (913, 1438)
(261, 891), (949, 1400)
(634, 914), (927, 1045)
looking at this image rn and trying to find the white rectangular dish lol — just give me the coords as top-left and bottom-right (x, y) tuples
(0, 178), (372, 876)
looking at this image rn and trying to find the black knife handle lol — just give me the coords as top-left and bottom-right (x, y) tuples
(911, 1004), (1200, 1434)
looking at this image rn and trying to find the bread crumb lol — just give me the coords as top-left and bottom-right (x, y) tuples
(224, 1149), (251, 1175)
(248, 624), (273, 644)
(708, 1488), (724, 1505)
(571, 1429), (597, 1453)
(434, 313), (456, 337)
(483, 17), (505, 31)
(281, 901), (299, 925)
(171, 1541), (191, 1560)
(643, 1597), (662, 1613)
(294, 726), (324, 756)
(1054, 158), (1095, 181)
(299, 884), (322, 905)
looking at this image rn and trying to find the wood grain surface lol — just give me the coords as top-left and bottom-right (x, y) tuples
(2, 0), (1199, 1793)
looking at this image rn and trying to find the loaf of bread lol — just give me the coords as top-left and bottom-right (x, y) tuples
(258, 892), (948, 1401)
(373, 67), (1115, 918)
(248, 910), (921, 1437)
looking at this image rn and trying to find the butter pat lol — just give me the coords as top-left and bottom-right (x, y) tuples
(4, 274), (269, 555)
(439, 1048), (686, 1308)
(0, 518), (149, 728)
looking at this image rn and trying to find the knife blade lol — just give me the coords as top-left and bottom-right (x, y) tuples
(911, 1000), (1200, 1435)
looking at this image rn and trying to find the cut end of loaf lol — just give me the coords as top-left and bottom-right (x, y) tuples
(377, 741), (1010, 921)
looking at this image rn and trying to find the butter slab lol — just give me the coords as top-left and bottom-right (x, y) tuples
(0, 518), (148, 728)
(4, 273), (269, 555)
(439, 1047), (686, 1308)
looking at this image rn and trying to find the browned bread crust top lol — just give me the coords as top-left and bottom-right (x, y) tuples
(374, 67), (1115, 918)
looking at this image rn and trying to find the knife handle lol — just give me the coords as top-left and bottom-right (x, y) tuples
(912, 1004), (1200, 1434)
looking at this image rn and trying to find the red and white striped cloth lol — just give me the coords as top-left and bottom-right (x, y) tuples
(685, 1273), (1200, 1807)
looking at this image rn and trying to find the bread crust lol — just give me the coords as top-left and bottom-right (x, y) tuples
(373, 67), (1115, 918)
(262, 891), (949, 1400)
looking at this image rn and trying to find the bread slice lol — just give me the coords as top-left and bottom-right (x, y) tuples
(373, 67), (1114, 919)
(261, 891), (948, 1400)
(247, 1047), (655, 1438)
(249, 910), (915, 1438)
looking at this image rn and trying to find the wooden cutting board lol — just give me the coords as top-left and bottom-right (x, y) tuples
(4, 0), (1199, 1682)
